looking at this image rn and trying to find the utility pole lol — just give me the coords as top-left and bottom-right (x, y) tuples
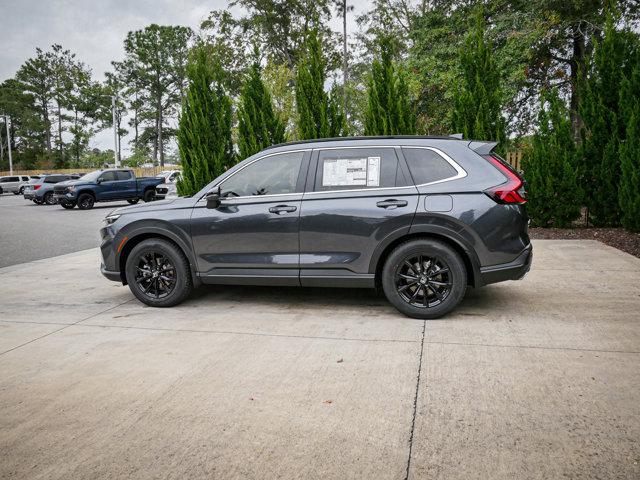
(2, 114), (13, 175)
(111, 96), (120, 168)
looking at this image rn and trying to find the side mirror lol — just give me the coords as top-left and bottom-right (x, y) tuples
(206, 187), (222, 209)
(96, 177), (103, 184)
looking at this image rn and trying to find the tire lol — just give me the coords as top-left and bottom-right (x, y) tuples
(43, 192), (55, 205)
(143, 189), (156, 203)
(125, 238), (193, 307)
(61, 201), (76, 209)
(34, 198), (44, 205)
(77, 193), (95, 210)
(13, 190), (20, 195)
(381, 239), (467, 320)
(127, 199), (139, 205)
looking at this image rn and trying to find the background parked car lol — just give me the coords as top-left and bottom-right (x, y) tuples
(156, 170), (181, 184)
(0, 175), (31, 195)
(155, 171), (181, 200)
(23, 174), (80, 205)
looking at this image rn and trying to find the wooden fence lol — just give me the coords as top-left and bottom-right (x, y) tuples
(0, 166), (176, 178)
(505, 151), (523, 171)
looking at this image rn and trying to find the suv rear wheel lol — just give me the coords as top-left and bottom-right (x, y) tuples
(43, 192), (55, 205)
(382, 239), (467, 319)
(143, 189), (155, 202)
(77, 193), (95, 210)
(125, 238), (193, 307)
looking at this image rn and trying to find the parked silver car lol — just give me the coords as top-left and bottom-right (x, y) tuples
(0, 175), (30, 195)
(23, 174), (80, 204)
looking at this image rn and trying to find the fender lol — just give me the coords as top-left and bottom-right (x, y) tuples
(368, 222), (483, 287)
(115, 220), (200, 286)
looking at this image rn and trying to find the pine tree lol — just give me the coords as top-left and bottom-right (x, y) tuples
(238, 59), (286, 159)
(578, 14), (637, 226)
(295, 29), (344, 140)
(522, 89), (582, 228)
(618, 49), (640, 231)
(177, 45), (234, 197)
(364, 36), (415, 136)
(451, 9), (505, 149)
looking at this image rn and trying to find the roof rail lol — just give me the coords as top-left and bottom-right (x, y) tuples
(263, 135), (467, 150)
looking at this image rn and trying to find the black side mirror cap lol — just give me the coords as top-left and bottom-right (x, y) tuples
(205, 187), (222, 209)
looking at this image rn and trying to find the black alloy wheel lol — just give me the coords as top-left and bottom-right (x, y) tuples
(381, 239), (467, 319)
(133, 252), (177, 300)
(44, 192), (55, 205)
(125, 238), (193, 307)
(395, 255), (452, 308)
(77, 193), (94, 210)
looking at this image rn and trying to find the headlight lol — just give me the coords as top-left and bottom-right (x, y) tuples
(103, 214), (121, 226)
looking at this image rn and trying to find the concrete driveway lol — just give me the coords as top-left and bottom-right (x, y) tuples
(1, 240), (639, 479)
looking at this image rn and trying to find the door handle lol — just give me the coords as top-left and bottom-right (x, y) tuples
(376, 199), (408, 209)
(269, 205), (297, 214)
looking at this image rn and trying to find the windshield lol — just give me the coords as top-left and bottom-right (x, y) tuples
(78, 170), (103, 182)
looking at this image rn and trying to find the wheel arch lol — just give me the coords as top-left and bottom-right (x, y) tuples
(117, 227), (199, 287)
(372, 229), (481, 289)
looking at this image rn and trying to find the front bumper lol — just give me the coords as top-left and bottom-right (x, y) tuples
(478, 245), (533, 286)
(100, 263), (122, 282)
(54, 192), (76, 203)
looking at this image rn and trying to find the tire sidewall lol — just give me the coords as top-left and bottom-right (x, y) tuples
(382, 240), (467, 319)
(143, 189), (155, 202)
(125, 239), (191, 307)
(44, 192), (54, 205)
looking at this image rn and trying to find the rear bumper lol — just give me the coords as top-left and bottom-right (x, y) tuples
(478, 245), (532, 286)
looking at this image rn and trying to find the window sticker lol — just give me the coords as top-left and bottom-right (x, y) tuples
(322, 156), (381, 187)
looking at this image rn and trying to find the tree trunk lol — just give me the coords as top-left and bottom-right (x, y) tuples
(342, 0), (348, 122)
(159, 104), (164, 167)
(43, 98), (51, 155)
(56, 99), (63, 164)
(569, 24), (586, 141)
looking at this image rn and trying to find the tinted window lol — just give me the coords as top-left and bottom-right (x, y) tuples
(100, 171), (117, 182)
(315, 148), (401, 191)
(22, 176), (29, 181)
(44, 176), (65, 183)
(221, 151), (304, 197)
(402, 148), (458, 185)
(116, 170), (133, 181)
(6, 176), (19, 182)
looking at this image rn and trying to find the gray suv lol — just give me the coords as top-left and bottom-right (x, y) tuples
(0, 175), (30, 194)
(100, 136), (532, 319)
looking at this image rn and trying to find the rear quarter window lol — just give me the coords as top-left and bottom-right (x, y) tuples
(402, 148), (458, 185)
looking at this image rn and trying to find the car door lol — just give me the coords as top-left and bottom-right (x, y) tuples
(96, 171), (117, 199)
(190, 149), (310, 285)
(115, 170), (137, 198)
(298, 146), (419, 287)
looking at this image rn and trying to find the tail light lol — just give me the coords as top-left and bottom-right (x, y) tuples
(34, 185), (42, 190)
(483, 155), (526, 204)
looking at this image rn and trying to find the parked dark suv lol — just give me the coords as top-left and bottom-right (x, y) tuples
(100, 137), (531, 319)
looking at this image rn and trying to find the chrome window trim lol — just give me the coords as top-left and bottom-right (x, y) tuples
(305, 144), (467, 195)
(199, 149), (311, 201)
(402, 146), (468, 187)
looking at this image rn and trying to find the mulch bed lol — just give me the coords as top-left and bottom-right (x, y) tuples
(529, 227), (640, 259)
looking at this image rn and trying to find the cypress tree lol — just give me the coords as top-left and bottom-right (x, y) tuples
(238, 59), (286, 159)
(295, 29), (344, 140)
(522, 89), (582, 228)
(177, 46), (234, 197)
(578, 14), (637, 226)
(451, 9), (505, 149)
(618, 49), (640, 231)
(364, 36), (416, 135)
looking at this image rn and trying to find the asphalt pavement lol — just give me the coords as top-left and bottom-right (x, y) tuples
(0, 193), (130, 267)
(1, 240), (639, 479)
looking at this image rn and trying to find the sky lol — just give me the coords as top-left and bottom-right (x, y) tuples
(0, 0), (368, 153)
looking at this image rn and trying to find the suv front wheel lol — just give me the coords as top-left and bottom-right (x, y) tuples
(382, 239), (467, 319)
(125, 238), (193, 307)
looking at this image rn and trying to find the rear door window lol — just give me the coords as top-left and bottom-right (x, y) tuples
(116, 170), (133, 181)
(402, 148), (459, 185)
(314, 148), (403, 191)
